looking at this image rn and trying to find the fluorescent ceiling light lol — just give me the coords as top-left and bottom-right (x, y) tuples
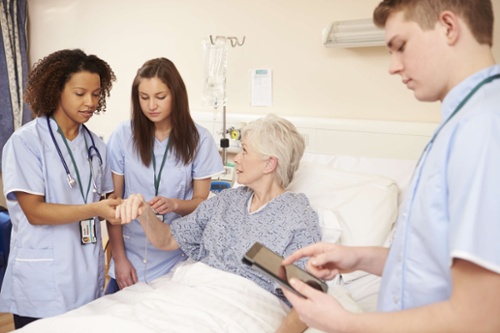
(323, 18), (385, 48)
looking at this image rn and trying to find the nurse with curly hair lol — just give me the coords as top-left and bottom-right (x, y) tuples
(0, 49), (121, 329)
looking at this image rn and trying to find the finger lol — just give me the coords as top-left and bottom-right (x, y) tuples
(305, 262), (330, 276)
(306, 259), (333, 273)
(122, 279), (131, 288)
(136, 196), (147, 218)
(148, 196), (160, 206)
(111, 197), (122, 206)
(117, 278), (125, 290)
(131, 269), (138, 284)
(131, 197), (140, 220)
(107, 216), (122, 225)
(125, 199), (136, 223)
(150, 200), (163, 213)
(115, 204), (121, 219)
(282, 244), (322, 265)
(282, 286), (305, 306)
(289, 277), (321, 299)
(126, 195), (141, 221)
(121, 203), (129, 224)
(310, 251), (340, 267)
(305, 266), (338, 281)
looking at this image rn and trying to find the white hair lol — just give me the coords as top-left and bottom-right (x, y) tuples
(240, 114), (305, 188)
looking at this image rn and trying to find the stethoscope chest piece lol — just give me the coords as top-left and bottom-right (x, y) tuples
(67, 174), (77, 188)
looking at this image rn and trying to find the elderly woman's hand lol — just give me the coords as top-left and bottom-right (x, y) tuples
(115, 193), (147, 224)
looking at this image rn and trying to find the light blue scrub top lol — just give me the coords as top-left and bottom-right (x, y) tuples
(379, 65), (500, 311)
(0, 117), (113, 318)
(107, 120), (224, 283)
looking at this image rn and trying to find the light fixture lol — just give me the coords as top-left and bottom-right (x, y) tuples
(322, 18), (386, 48)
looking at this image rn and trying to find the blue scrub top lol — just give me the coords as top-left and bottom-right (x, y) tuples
(378, 65), (500, 311)
(107, 120), (224, 282)
(0, 117), (114, 318)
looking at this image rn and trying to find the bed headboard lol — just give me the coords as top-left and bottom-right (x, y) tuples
(192, 111), (439, 160)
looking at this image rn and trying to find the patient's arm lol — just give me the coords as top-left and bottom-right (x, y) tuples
(137, 203), (180, 251)
(275, 309), (307, 333)
(114, 193), (180, 251)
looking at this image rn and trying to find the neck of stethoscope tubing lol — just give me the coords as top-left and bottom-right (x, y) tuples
(47, 116), (101, 191)
(413, 73), (500, 173)
(47, 116), (76, 187)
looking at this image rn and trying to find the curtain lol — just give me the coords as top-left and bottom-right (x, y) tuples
(0, 0), (30, 169)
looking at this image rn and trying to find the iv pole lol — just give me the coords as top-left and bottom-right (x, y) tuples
(205, 35), (245, 166)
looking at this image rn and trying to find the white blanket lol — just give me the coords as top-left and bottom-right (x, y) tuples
(18, 261), (290, 333)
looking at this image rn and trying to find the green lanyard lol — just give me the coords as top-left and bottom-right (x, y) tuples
(55, 120), (92, 203)
(152, 138), (171, 196)
(416, 73), (500, 168)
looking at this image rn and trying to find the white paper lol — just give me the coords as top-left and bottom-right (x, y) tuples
(250, 69), (272, 107)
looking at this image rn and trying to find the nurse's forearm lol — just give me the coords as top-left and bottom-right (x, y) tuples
(107, 223), (127, 261)
(16, 191), (111, 225)
(172, 177), (212, 216)
(356, 246), (389, 277)
(172, 197), (205, 216)
(137, 207), (180, 251)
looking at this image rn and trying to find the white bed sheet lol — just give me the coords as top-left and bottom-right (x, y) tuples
(16, 259), (364, 333)
(17, 260), (290, 333)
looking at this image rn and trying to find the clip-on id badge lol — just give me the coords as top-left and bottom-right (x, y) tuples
(80, 219), (97, 244)
(155, 213), (164, 222)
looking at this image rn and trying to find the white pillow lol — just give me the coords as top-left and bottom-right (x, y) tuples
(314, 206), (342, 244)
(288, 161), (398, 247)
(287, 161), (398, 282)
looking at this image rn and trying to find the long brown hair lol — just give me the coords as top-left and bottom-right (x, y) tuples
(131, 58), (199, 166)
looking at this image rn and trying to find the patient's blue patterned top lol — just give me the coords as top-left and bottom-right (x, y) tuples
(171, 186), (321, 302)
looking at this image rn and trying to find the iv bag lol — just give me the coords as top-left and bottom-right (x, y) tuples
(202, 38), (228, 107)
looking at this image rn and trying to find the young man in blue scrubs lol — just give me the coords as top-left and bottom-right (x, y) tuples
(281, 1), (500, 332)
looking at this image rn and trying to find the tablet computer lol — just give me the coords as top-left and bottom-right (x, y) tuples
(242, 242), (328, 298)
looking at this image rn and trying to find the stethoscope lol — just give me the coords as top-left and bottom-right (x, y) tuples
(47, 116), (103, 196)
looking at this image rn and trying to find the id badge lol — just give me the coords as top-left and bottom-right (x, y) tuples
(80, 219), (97, 244)
(155, 213), (164, 222)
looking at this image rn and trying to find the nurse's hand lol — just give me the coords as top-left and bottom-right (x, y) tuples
(149, 196), (179, 215)
(115, 194), (147, 224)
(114, 257), (138, 290)
(98, 197), (122, 225)
(282, 243), (359, 281)
(282, 278), (349, 332)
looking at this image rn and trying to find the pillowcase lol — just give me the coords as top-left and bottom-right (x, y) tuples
(288, 161), (398, 246)
(287, 161), (398, 282)
(314, 207), (342, 244)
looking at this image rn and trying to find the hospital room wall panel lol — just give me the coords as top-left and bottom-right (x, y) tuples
(26, 0), (500, 141)
(191, 111), (437, 160)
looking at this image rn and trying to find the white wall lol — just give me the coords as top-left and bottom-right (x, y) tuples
(27, 0), (500, 140)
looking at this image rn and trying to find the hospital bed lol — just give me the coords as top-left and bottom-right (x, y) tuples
(15, 113), (438, 333)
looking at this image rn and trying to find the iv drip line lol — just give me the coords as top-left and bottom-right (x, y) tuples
(143, 206), (149, 283)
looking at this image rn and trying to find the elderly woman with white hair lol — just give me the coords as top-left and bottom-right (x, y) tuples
(113, 114), (320, 332)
